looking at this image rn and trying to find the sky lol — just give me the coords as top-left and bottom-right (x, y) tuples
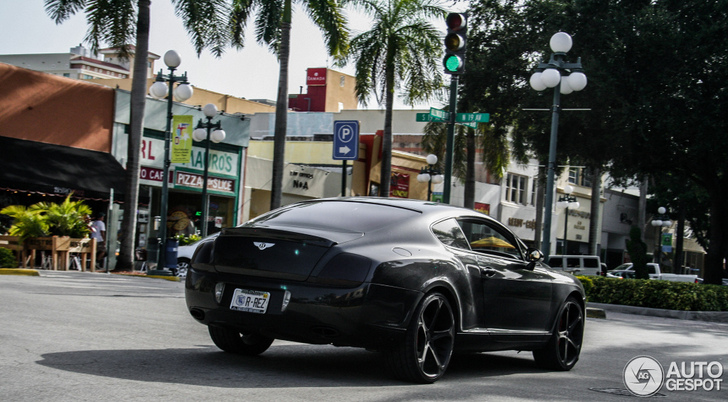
(0, 0), (419, 109)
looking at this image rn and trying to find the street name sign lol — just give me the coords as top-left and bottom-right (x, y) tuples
(416, 113), (446, 122)
(430, 107), (451, 121)
(456, 113), (490, 123)
(333, 120), (359, 160)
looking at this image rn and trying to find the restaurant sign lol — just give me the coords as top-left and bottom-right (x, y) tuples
(173, 168), (236, 196)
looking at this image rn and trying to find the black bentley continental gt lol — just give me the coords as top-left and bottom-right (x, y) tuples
(185, 198), (585, 383)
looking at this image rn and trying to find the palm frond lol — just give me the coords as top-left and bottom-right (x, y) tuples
(174, 0), (231, 57)
(44, 0), (86, 23)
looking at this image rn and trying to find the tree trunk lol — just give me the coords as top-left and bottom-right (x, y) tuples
(588, 167), (602, 256)
(704, 191), (727, 285)
(638, 176), (648, 243)
(534, 166), (545, 250)
(674, 205), (685, 274)
(463, 127), (475, 209)
(379, 52), (395, 197)
(270, 0), (292, 210)
(116, 0), (150, 271)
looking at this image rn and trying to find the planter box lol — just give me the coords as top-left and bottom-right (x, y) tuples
(0, 235), (23, 267)
(21, 237), (97, 271)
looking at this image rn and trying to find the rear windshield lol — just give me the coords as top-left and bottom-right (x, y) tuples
(246, 201), (420, 233)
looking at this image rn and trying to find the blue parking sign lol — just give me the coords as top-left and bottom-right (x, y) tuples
(333, 120), (359, 160)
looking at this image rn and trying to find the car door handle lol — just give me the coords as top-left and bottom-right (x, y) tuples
(481, 268), (497, 278)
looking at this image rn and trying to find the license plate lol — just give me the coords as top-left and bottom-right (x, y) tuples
(230, 288), (270, 314)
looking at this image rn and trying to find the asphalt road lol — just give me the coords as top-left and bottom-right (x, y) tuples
(1, 271), (726, 401)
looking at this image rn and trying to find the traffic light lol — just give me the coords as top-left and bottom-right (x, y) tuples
(443, 13), (467, 74)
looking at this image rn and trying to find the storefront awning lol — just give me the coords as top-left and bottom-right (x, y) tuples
(0, 136), (125, 201)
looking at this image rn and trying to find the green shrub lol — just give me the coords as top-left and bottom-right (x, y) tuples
(578, 276), (728, 311)
(0, 248), (16, 268)
(576, 275), (594, 295)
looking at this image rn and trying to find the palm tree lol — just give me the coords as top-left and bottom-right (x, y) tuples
(45, 0), (230, 270)
(226, 0), (349, 209)
(339, 0), (445, 196)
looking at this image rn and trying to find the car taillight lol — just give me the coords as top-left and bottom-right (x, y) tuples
(315, 253), (372, 286)
(191, 240), (215, 271)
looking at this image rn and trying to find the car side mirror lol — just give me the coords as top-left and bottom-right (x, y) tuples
(525, 248), (544, 271)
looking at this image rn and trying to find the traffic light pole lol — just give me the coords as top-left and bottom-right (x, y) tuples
(443, 75), (459, 204)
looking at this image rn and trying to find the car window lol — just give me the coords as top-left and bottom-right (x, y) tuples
(432, 219), (470, 250)
(548, 257), (564, 268)
(246, 200), (420, 233)
(583, 258), (599, 268)
(457, 219), (521, 259)
(647, 265), (657, 274)
(566, 258), (581, 268)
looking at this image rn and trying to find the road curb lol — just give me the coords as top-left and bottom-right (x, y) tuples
(586, 307), (606, 319)
(588, 302), (728, 323)
(110, 272), (181, 282)
(0, 268), (40, 276)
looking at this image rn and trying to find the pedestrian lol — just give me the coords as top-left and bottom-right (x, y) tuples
(90, 213), (106, 269)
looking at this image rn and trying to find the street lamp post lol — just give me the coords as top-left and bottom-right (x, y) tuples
(417, 154), (445, 201)
(148, 50), (193, 273)
(650, 206), (672, 266)
(556, 184), (580, 254)
(529, 32), (587, 258)
(192, 104), (226, 237)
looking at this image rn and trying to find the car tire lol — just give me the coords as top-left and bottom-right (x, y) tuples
(208, 325), (274, 356)
(385, 291), (456, 383)
(176, 258), (191, 278)
(533, 296), (584, 371)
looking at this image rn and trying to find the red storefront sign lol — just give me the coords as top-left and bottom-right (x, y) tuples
(474, 202), (491, 215)
(390, 172), (410, 198)
(306, 68), (327, 86)
(140, 166), (171, 183)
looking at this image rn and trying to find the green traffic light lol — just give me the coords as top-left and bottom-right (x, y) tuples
(444, 55), (462, 72)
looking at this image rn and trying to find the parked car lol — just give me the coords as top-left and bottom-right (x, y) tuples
(607, 263), (699, 283)
(185, 198), (586, 383)
(605, 269), (636, 279)
(176, 232), (219, 278)
(545, 255), (603, 276)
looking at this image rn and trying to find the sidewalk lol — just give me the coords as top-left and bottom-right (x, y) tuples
(0, 268), (180, 281)
(588, 302), (728, 323)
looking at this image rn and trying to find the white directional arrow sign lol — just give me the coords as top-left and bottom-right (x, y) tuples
(339, 145), (351, 155)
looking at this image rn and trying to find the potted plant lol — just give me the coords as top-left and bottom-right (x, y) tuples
(0, 195), (93, 268)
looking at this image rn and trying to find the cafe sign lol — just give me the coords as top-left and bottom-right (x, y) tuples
(140, 137), (239, 176)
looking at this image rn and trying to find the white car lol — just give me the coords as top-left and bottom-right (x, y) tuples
(176, 232), (219, 278)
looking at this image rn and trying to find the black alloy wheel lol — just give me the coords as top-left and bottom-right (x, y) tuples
(386, 292), (456, 383)
(208, 325), (274, 356)
(533, 296), (584, 370)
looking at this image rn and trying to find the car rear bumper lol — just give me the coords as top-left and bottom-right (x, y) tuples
(185, 268), (418, 349)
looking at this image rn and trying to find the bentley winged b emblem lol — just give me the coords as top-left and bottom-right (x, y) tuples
(253, 242), (275, 250)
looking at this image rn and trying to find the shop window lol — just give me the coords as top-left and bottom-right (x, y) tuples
(505, 173), (528, 205)
(569, 167), (593, 188)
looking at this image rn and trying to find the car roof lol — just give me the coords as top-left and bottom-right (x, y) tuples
(297, 197), (493, 220)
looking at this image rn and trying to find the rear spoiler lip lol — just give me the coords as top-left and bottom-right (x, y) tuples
(221, 225), (364, 246)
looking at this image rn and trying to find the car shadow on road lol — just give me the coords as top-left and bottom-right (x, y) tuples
(36, 343), (542, 387)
